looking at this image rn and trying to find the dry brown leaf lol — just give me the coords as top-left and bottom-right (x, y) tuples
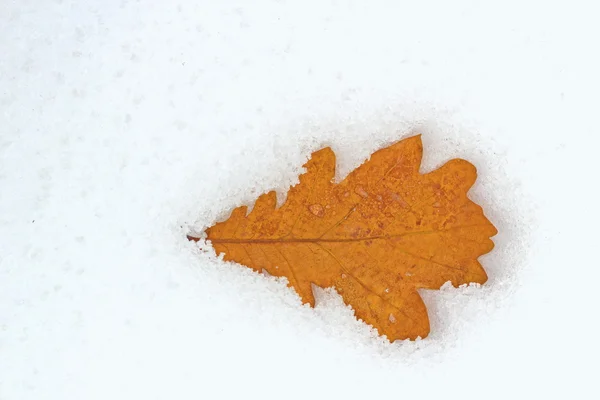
(189, 135), (497, 341)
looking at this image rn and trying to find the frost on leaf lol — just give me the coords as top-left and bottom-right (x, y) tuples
(189, 135), (497, 341)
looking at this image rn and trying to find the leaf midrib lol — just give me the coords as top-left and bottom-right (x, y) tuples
(195, 224), (488, 244)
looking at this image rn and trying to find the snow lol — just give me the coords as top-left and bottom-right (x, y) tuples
(1, 1), (599, 399)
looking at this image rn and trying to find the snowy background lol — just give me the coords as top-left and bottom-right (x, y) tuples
(1, 1), (599, 399)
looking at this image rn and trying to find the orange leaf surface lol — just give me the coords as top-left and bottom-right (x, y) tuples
(190, 135), (497, 341)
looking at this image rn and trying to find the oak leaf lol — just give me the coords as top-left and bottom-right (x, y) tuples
(190, 135), (497, 341)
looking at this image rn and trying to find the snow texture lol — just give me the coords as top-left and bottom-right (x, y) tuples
(1, 1), (599, 399)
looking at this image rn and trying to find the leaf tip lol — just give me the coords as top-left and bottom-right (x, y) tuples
(405, 132), (423, 146)
(305, 146), (336, 180)
(309, 146), (336, 164)
(436, 158), (478, 191)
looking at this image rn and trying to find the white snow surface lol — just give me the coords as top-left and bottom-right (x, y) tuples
(1, 1), (599, 399)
